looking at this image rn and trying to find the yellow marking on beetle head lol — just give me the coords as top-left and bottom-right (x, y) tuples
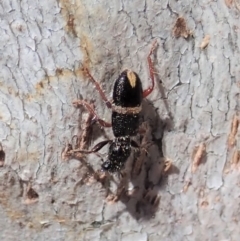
(127, 70), (136, 88)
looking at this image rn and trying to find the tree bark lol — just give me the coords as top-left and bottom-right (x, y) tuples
(0, 0), (239, 240)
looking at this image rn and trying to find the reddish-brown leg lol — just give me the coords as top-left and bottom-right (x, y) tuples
(73, 99), (112, 128)
(69, 140), (110, 154)
(143, 40), (158, 98)
(83, 68), (112, 109)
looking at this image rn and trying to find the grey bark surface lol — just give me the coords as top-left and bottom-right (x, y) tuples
(0, 0), (240, 240)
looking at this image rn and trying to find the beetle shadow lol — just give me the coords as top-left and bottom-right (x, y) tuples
(66, 97), (171, 221)
(107, 98), (178, 221)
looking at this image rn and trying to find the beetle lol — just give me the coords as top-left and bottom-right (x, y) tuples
(69, 41), (157, 173)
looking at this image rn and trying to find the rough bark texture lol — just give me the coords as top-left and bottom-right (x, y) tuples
(0, 0), (240, 240)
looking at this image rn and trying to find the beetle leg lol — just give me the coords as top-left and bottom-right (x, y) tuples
(143, 40), (158, 98)
(83, 67), (112, 109)
(73, 99), (112, 128)
(69, 140), (111, 155)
